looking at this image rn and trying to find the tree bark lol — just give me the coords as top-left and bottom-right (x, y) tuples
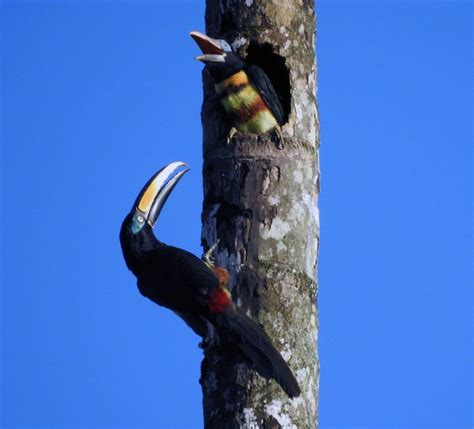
(200, 1), (319, 428)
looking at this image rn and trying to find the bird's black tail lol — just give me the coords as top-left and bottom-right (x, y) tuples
(214, 309), (301, 398)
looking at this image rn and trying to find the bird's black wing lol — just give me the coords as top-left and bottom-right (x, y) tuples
(138, 245), (219, 311)
(245, 65), (284, 124)
(174, 310), (209, 338)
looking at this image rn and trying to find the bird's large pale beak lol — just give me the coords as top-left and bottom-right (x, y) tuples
(190, 31), (226, 63)
(133, 161), (190, 228)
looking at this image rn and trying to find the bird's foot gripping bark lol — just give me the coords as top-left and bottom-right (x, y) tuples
(226, 127), (238, 145)
(202, 239), (220, 270)
(198, 322), (218, 349)
(274, 125), (284, 150)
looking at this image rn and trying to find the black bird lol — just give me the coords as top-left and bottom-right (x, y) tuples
(190, 31), (284, 147)
(120, 162), (300, 398)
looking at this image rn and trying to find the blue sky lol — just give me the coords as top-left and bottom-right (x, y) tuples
(1, 1), (472, 428)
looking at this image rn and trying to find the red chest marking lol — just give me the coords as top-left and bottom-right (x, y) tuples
(208, 287), (231, 313)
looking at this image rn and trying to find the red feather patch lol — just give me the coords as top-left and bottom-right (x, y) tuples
(208, 287), (231, 313)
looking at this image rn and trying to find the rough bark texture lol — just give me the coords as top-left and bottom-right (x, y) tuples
(200, 1), (319, 428)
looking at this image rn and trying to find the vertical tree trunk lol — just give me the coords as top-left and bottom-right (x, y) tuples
(200, 1), (319, 427)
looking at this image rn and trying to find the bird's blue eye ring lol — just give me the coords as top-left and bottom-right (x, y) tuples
(137, 215), (144, 223)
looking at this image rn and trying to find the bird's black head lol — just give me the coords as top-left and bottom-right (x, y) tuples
(190, 31), (245, 82)
(120, 161), (190, 273)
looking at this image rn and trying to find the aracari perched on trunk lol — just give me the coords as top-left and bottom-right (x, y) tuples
(119, 162), (300, 398)
(190, 31), (284, 148)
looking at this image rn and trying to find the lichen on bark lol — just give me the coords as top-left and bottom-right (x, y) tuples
(200, 1), (319, 427)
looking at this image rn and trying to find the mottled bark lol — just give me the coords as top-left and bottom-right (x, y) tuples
(200, 1), (319, 428)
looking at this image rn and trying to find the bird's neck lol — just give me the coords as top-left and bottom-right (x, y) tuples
(210, 62), (245, 84)
(120, 218), (163, 274)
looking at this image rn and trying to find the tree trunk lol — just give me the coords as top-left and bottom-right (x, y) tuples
(200, 1), (319, 427)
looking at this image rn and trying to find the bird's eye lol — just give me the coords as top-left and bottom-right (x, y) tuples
(137, 216), (144, 223)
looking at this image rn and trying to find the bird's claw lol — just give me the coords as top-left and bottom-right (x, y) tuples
(198, 324), (218, 349)
(202, 239), (220, 269)
(227, 127), (238, 145)
(274, 126), (284, 150)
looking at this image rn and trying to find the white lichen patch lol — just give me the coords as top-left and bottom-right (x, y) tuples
(293, 169), (303, 184)
(262, 247), (274, 260)
(291, 70), (317, 144)
(303, 164), (314, 182)
(313, 205), (320, 230)
(276, 240), (287, 253)
(260, 216), (291, 241)
(301, 192), (312, 209)
(307, 71), (316, 92)
(281, 347), (292, 362)
(268, 194), (280, 205)
(298, 24), (305, 34)
(270, 314), (284, 333)
(310, 313), (316, 329)
(308, 115), (317, 146)
(289, 201), (307, 223)
(242, 407), (259, 428)
(296, 367), (308, 385)
(265, 400), (296, 429)
(306, 377), (317, 417)
(278, 274), (296, 304)
(289, 395), (305, 411)
(245, 0), (253, 6)
(294, 102), (303, 130)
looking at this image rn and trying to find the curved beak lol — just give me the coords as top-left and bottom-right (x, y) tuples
(133, 161), (190, 228)
(190, 31), (226, 63)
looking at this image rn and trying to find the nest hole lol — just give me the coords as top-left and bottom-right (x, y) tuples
(245, 41), (291, 125)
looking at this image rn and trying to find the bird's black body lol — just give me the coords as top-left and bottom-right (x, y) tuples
(120, 215), (216, 314)
(120, 164), (301, 398)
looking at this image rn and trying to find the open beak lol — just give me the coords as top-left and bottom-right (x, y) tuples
(190, 31), (226, 63)
(133, 161), (189, 228)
